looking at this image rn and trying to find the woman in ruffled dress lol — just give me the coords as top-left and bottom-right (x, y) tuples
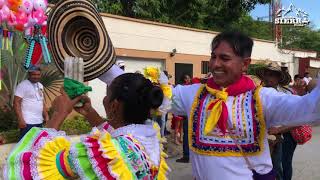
(4, 73), (170, 180)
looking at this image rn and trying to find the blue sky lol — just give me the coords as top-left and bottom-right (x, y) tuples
(250, 0), (320, 29)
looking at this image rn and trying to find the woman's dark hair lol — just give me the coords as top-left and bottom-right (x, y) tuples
(109, 73), (164, 124)
(211, 31), (253, 58)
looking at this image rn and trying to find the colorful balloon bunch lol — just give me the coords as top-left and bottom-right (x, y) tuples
(0, 0), (50, 70)
(0, 0), (48, 33)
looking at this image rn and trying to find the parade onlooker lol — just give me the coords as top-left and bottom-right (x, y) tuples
(172, 114), (183, 144)
(303, 72), (312, 85)
(13, 66), (49, 140)
(258, 65), (314, 180)
(192, 77), (201, 84)
(257, 62), (294, 180)
(162, 70), (172, 136)
(0, 134), (5, 145)
(175, 74), (192, 163)
(291, 74), (307, 96)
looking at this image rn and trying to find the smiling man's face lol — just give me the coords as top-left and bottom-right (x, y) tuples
(209, 41), (251, 87)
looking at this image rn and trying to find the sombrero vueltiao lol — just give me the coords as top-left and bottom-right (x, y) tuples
(256, 62), (291, 86)
(48, 0), (116, 81)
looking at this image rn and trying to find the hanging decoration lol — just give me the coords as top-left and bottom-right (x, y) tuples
(0, 0), (49, 69)
(24, 25), (50, 69)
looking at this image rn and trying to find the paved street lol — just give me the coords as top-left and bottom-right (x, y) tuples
(167, 126), (320, 180)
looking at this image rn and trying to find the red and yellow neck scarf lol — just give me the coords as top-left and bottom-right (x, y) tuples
(204, 76), (256, 135)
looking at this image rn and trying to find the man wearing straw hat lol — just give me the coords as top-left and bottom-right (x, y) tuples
(256, 62), (297, 180)
(100, 31), (320, 180)
(256, 62), (291, 89)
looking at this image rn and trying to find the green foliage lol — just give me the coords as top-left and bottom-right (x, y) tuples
(40, 65), (63, 103)
(280, 26), (320, 53)
(60, 115), (92, 135)
(0, 32), (28, 107)
(229, 14), (273, 40)
(0, 115), (92, 144)
(229, 15), (320, 52)
(0, 107), (18, 131)
(1, 129), (20, 144)
(88, 0), (271, 31)
(248, 63), (267, 76)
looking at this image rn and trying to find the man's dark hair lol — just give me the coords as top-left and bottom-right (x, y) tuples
(179, 73), (190, 84)
(211, 31), (254, 58)
(294, 74), (301, 81)
(304, 72), (309, 76)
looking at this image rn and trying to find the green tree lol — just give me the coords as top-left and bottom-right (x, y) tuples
(229, 13), (273, 40)
(84, 0), (271, 30)
(281, 26), (320, 53)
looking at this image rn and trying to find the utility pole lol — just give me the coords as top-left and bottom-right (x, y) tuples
(272, 0), (282, 47)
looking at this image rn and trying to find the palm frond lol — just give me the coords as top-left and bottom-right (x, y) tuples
(40, 65), (63, 105)
(1, 34), (27, 106)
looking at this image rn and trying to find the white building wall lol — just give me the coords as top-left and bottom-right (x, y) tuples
(293, 57), (300, 76)
(282, 49), (317, 58)
(310, 60), (320, 68)
(102, 16), (213, 56)
(101, 15), (294, 65)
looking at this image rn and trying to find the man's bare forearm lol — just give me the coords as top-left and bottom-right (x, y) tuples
(42, 103), (49, 121)
(13, 97), (24, 123)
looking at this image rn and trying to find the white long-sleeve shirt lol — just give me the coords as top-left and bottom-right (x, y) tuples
(99, 65), (320, 180)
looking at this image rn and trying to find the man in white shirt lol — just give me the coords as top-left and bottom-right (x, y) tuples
(303, 72), (312, 85)
(14, 67), (49, 140)
(99, 31), (320, 180)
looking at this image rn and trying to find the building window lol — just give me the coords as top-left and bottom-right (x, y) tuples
(201, 61), (210, 74)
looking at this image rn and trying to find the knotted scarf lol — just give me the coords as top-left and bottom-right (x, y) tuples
(204, 76), (256, 135)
